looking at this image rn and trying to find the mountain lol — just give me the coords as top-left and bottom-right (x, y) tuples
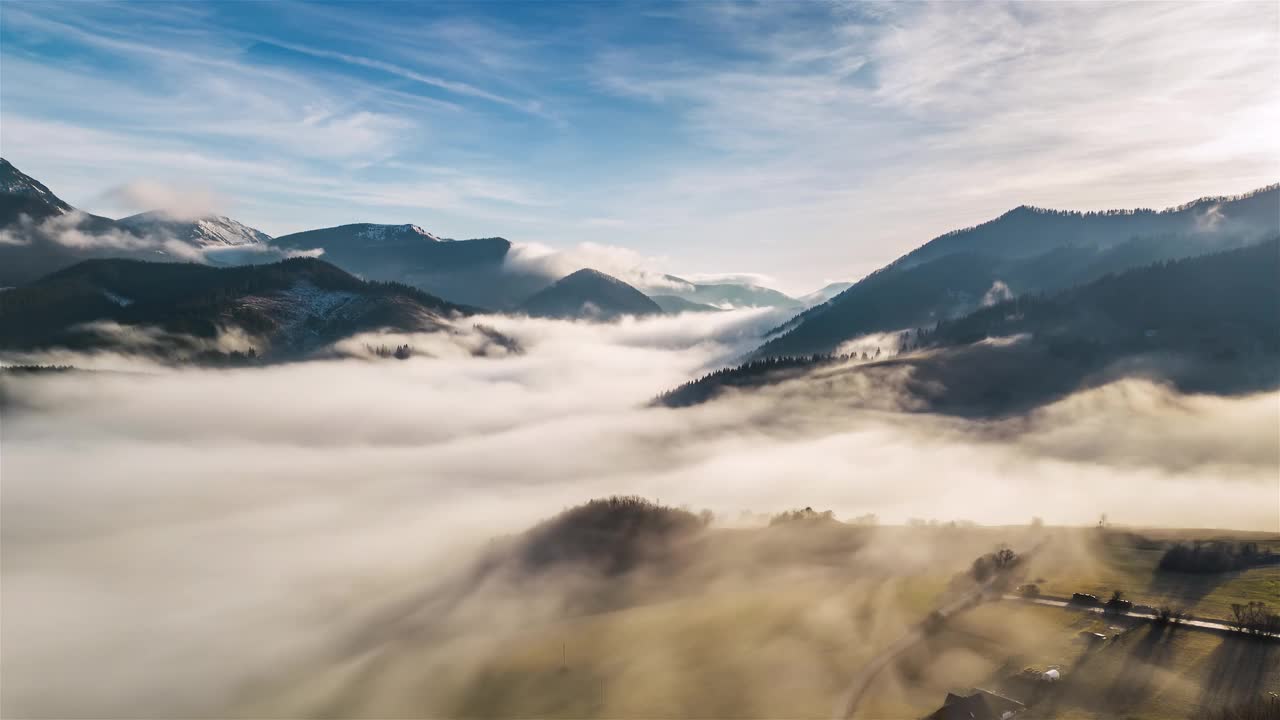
(0, 257), (480, 361)
(653, 274), (800, 310)
(0, 157), (74, 220)
(273, 222), (450, 251)
(0, 159), (279, 286)
(799, 282), (854, 307)
(649, 295), (725, 314)
(519, 269), (663, 320)
(270, 223), (543, 309)
(659, 238), (1280, 415)
(0, 158), (149, 287)
(117, 211), (271, 248)
(922, 237), (1280, 359)
(756, 185), (1280, 358)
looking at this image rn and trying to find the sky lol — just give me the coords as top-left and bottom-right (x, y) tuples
(1, 0), (1277, 293)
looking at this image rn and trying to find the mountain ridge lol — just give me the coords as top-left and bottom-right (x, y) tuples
(660, 237), (1280, 414)
(117, 211), (272, 248)
(0, 257), (487, 361)
(755, 183), (1280, 359)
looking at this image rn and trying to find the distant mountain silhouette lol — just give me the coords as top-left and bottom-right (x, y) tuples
(271, 223), (548, 309)
(757, 185), (1280, 358)
(798, 281), (854, 307)
(652, 274), (800, 310)
(649, 295), (725, 314)
(519, 268), (662, 320)
(660, 238), (1280, 415)
(0, 257), (480, 361)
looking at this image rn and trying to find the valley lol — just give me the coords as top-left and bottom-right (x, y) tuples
(2, 4), (1277, 716)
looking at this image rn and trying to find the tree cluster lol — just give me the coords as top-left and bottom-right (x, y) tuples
(769, 506), (837, 527)
(970, 546), (1019, 583)
(1230, 602), (1280, 637)
(368, 343), (413, 360)
(0, 364), (76, 373)
(518, 496), (707, 576)
(1158, 541), (1279, 574)
(655, 353), (852, 407)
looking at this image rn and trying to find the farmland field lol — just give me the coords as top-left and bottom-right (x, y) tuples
(1030, 529), (1280, 620)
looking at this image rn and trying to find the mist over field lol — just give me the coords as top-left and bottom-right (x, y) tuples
(2, 311), (1276, 717)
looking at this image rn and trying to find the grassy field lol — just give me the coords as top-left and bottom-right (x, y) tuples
(1028, 528), (1280, 621)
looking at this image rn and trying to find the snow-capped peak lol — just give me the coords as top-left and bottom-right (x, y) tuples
(354, 223), (444, 243)
(118, 211), (272, 247)
(0, 158), (74, 213)
(189, 216), (272, 246)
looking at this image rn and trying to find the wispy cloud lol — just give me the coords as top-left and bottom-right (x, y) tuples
(584, 1), (1279, 286)
(3, 1), (1276, 288)
(243, 34), (553, 119)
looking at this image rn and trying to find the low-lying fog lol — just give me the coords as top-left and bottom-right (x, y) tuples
(2, 310), (1277, 717)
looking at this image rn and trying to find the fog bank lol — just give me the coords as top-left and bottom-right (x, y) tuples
(2, 310), (1276, 716)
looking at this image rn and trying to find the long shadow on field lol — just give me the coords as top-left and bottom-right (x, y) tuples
(1033, 624), (1182, 718)
(1145, 570), (1238, 617)
(1100, 625), (1176, 712)
(1197, 637), (1278, 712)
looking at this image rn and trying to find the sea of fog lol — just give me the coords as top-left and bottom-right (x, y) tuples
(2, 309), (1277, 716)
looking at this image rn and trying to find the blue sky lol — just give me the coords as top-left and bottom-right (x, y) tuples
(2, 1), (1277, 292)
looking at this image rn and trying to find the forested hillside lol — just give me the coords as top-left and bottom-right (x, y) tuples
(756, 185), (1280, 358)
(660, 239), (1280, 413)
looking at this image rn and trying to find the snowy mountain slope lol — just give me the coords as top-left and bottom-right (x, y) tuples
(117, 211), (271, 247)
(0, 158), (73, 215)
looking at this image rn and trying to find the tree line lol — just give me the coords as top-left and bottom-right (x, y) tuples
(1158, 541), (1280, 574)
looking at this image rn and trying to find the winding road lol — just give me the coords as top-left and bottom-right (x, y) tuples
(834, 564), (1018, 719)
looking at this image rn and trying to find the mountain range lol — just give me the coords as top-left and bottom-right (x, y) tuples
(0, 158), (813, 318)
(0, 256), (490, 362)
(1, 158), (154, 287)
(756, 185), (1280, 359)
(659, 237), (1280, 415)
(269, 223), (542, 309)
(3, 156), (1277, 390)
(650, 274), (802, 310)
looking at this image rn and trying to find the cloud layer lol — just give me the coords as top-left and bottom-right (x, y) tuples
(2, 312), (1276, 716)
